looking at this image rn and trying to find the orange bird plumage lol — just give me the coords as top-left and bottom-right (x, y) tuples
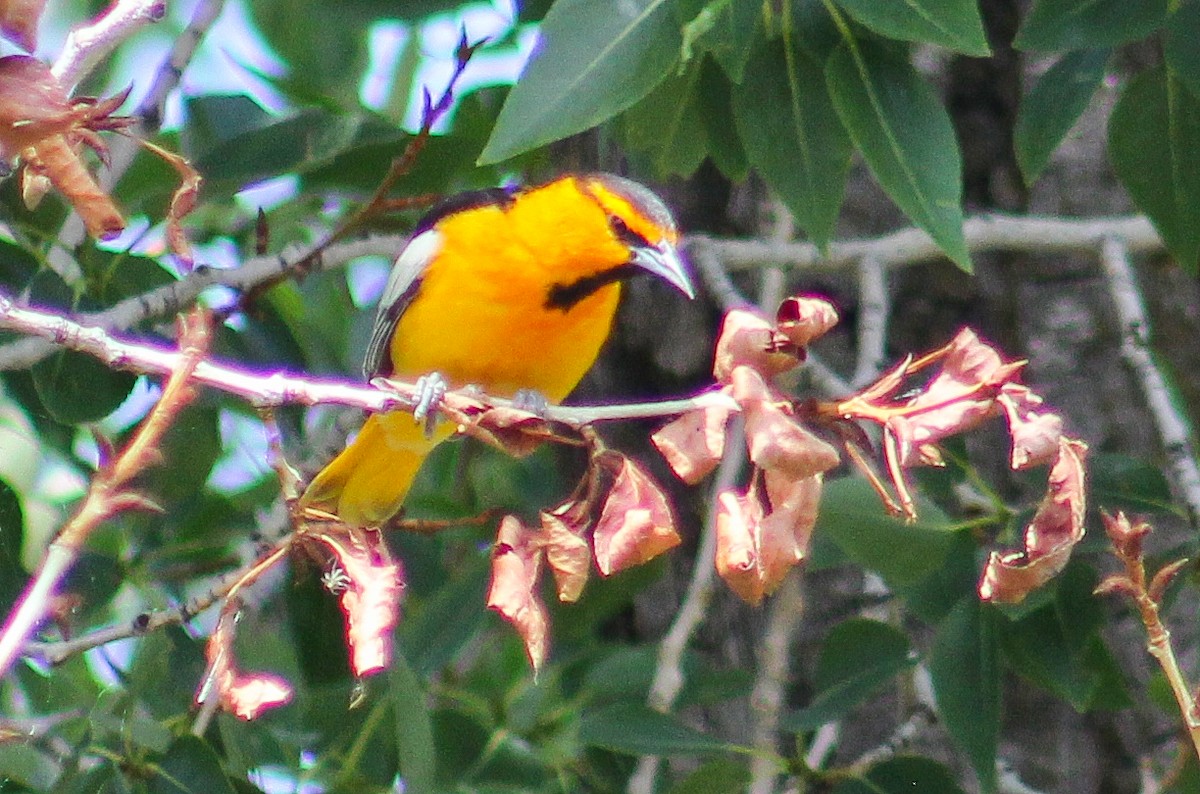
(301, 174), (694, 526)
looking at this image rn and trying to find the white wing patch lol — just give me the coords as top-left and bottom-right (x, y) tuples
(363, 229), (443, 378)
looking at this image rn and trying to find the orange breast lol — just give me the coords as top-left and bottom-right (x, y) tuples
(386, 178), (629, 402)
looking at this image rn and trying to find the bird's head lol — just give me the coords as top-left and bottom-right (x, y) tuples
(579, 173), (695, 300)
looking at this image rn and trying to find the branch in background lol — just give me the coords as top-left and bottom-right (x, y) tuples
(852, 254), (888, 387)
(25, 530), (293, 665)
(0, 236), (404, 371)
(702, 214), (1161, 273)
(1099, 237), (1200, 528)
(138, 0), (227, 129)
(6, 215), (1165, 373)
(51, 0), (166, 89)
(626, 416), (747, 794)
(0, 292), (730, 427)
(0, 307), (210, 680)
(748, 573), (805, 794)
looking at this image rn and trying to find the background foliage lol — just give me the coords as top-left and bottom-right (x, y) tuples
(2, 0), (1200, 793)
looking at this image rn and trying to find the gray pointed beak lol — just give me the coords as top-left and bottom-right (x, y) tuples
(631, 240), (695, 299)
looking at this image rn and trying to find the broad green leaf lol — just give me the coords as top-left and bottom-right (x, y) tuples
(0, 237), (39, 290)
(579, 703), (736, 756)
(1088, 452), (1176, 515)
(0, 743), (58, 791)
(249, 0), (373, 105)
(0, 479), (25, 607)
(149, 736), (237, 794)
(783, 619), (915, 731)
(1110, 66), (1200, 274)
(698, 58), (748, 180)
(832, 0), (989, 56)
(1165, 1), (1200, 102)
(181, 95), (274, 162)
(1014, 0), (1169, 51)
(735, 37), (852, 249)
(1014, 49), (1109, 184)
(826, 41), (970, 270)
(668, 757), (753, 793)
(998, 563), (1131, 711)
(134, 404), (221, 504)
(929, 598), (999, 793)
(814, 477), (956, 587)
(832, 756), (966, 794)
(399, 557), (490, 676)
(391, 653), (437, 794)
(621, 62), (708, 177)
(191, 109), (365, 192)
(478, 0), (680, 164)
(32, 350), (136, 425)
(677, 0), (761, 82)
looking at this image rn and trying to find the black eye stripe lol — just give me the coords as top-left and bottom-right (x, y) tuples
(608, 214), (650, 248)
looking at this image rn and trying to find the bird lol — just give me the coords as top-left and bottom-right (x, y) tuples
(300, 173), (695, 526)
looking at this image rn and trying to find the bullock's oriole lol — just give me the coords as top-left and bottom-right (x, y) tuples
(301, 174), (694, 526)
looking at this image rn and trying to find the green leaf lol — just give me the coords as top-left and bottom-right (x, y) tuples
(478, 0), (680, 164)
(391, 653), (437, 794)
(832, 756), (967, 794)
(248, 0), (375, 105)
(32, 350), (136, 425)
(783, 619), (915, 731)
(826, 41), (970, 270)
(929, 598), (999, 793)
(149, 736), (237, 794)
(181, 95), (274, 163)
(191, 108), (365, 193)
(832, 0), (989, 56)
(1166, 1), (1200, 101)
(735, 37), (852, 249)
(698, 58), (749, 180)
(998, 563), (1131, 711)
(0, 479), (26, 607)
(0, 743), (58, 791)
(1110, 66), (1200, 273)
(1014, 0), (1169, 51)
(667, 757), (752, 793)
(579, 703), (736, 756)
(133, 404), (221, 505)
(815, 477), (956, 587)
(1014, 49), (1109, 184)
(621, 62), (709, 177)
(399, 556), (490, 676)
(1089, 452), (1176, 514)
(677, 0), (761, 82)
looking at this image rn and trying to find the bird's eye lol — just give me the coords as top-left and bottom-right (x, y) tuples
(608, 214), (648, 248)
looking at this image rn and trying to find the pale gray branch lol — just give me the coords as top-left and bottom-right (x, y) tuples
(1099, 237), (1200, 528)
(0, 236), (405, 371)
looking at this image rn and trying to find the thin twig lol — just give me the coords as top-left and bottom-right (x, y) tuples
(27, 511), (295, 666)
(0, 235), (403, 371)
(51, 0), (167, 90)
(0, 309), (210, 680)
(1099, 237), (1200, 528)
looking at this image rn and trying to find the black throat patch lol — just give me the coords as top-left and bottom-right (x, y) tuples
(544, 264), (640, 312)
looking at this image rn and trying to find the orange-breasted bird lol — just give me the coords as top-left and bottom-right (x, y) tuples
(301, 173), (695, 526)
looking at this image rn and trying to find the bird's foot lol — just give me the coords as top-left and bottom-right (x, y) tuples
(413, 371), (448, 438)
(511, 388), (551, 417)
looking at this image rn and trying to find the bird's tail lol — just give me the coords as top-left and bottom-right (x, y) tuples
(300, 412), (449, 526)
